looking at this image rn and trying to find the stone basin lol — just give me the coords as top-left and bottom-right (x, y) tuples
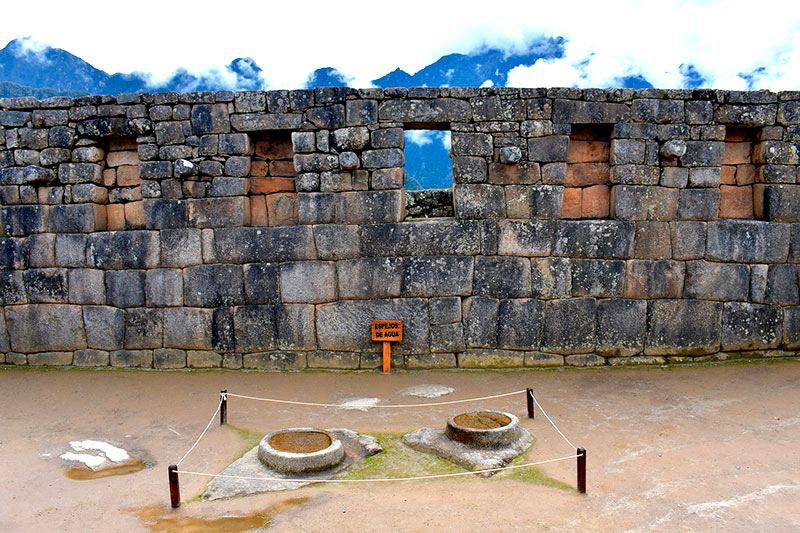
(445, 410), (522, 447)
(257, 428), (344, 473)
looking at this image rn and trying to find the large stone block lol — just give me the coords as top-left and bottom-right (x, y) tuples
(211, 308), (234, 351)
(87, 231), (160, 269)
(454, 184), (505, 219)
(429, 297), (462, 325)
(1, 205), (49, 236)
(633, 221), (672, 260)
(496, 298), (543, 350)
(337, 257), (403, 299)
(527, 136), (569, 162)
(429, 323), (465, 353)
(459, 349), (524, 368)
(243, 263), (280, 304)
(191, 103), (230, 135)
(110, 349), (153, 368)
(105, 270), (145, 308)
(760, 184), (800, 223)
(5, 304), (86, 352)
(765, 263), (799, 305)
(571, 259), (625, 297)
(163, 307), (213, 349)
(83, 305), (123, 350)
(452, 156), (488, 184)
(721, 302), (782, 351)
(54, 234), (86, 267)
(496, 220), (554, 256)
(187, 197), (250, 228)
(333, 190), (404, 224)
(234, 305), (277, 352)
(145, 269), (183, 307)
(531, 257), (571, 299)
(22, 268), (67, 303)
(623, 260), (685, 299)
(596, 299), (646, 356)
(715, 104), (776, 126)
(307, 351), (360, 369)
(307, 104), (345, 129)
(313, 224), (360, 260)
(68, 269), (105, 305)
(402, 256), (473, 297)
(552, 220), (635, 258)
(631, 99), (684, 123)
(22, 234), (55, 267)
(57, 163), (103, 184)
(645, 299), (721, 355)
(361, 221), (480, 260)
(121, 308), (161, 349)
(473, 256), (531, 298)
(142, 199), (188, 229)
(611, 185), (679, 221)
(297, 193), (334, 224)
(316, 298), (430, 354)
(377, 99), (472, 122)
(230, 113), (302, 131)
(27, 351), (73, 366)
(0, 271), (26, 305)
(279, 261), (336, 303)
(50, 204), (106, 233)
(243, 351), (307, 370)
(153, 348), (186, 369)
(784, 307), (800, 349)
(472, 96), (526, 121)
(159, 228), (201, 267)
(706, 220), (790, 263)
(276, 304), (316, 350)
(552, 99), (630, 123)
(463, 296), (499, 348)
(451, 132), (492, 156)
(684, 260), (750, 301)
(214, 226), (316, 263)
(677, 188), (719, 221)
(183, 264), (244, 307)
(541, 298), (596, 354)
(73, 349), (109, 367)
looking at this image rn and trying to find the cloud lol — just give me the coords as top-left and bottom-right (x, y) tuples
(406, 130), (434, 147)
(2, 0), (800, 91)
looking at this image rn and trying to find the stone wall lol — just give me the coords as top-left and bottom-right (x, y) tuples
(1, 87), (799, 370)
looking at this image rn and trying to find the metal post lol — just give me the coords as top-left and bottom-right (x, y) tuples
(220, 389), (227, 425)
(526, 388), (534, 419)
(577, 447), (586, 494)
(168, 464), (180, 508)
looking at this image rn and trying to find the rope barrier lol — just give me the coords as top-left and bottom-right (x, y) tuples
(174, 453), (581, 484)
(224, 389), (527, 409)
(175, 396), (223, 467)
(529, 392), (577, 450)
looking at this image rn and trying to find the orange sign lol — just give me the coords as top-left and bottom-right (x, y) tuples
(371, 320), (403, 342)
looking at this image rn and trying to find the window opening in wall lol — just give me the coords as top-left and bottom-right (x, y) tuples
(562, 124), (612, 219)
(719, 126), (759, 219)
(104, 136), (142, 230)
(249, 131), (298, 226)
(403, 124), (454, 218)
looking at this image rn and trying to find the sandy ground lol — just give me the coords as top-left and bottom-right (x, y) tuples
(1, 360), (799, 532)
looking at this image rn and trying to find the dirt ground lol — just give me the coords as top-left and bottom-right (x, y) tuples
(2, 360), (799, 532)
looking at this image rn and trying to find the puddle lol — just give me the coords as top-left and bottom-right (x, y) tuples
(132, 497), (309, 532)
(65, 460), (148, 480)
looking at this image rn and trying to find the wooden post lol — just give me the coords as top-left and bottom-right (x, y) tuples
(382, 342), (391, 373)
(577, 447), (586, 494)
(526, 388), (534, 419)
(168, 464), (180, 508)
(220, 389), (227, 425)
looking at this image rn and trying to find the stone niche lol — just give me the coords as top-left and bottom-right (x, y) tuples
(249, 131), (298, 226)
(562, 125), (611, 219)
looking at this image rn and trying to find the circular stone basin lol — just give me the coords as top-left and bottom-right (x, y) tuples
(445, 410), (522, 447)
(257, 428), (344, 474)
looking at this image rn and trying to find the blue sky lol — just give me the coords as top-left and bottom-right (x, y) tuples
(3, 0), (800, 91)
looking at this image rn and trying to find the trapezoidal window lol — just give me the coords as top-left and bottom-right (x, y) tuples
(719, 127), (759, 219)
(403, 124), (454, 218)
(562, 125), (612, 219)
(248, 131), (298, 226)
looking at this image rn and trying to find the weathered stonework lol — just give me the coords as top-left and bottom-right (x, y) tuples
(1, 88), (799, 369)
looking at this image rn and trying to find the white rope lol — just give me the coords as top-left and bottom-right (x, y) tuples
(530, 391), (577, 450)
(225, 389), (527, 409)
(174, 453), (580, 483)
(176, 395), (224, 467)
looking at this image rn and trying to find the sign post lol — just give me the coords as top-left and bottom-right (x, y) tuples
(371, 320), (403, 373)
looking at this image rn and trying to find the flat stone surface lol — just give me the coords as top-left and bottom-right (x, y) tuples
(401, 426), (532, 475)
(202, 429), (381, 500)
(400, 384), (455, 399)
